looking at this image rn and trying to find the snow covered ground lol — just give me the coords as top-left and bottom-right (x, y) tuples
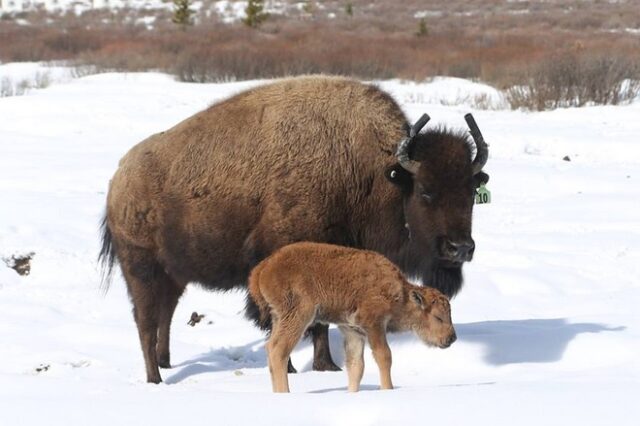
(0, 66), (639, 425)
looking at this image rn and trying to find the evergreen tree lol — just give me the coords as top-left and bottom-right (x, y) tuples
(244, 0), (269, 28)
(345, 2), (353, 17)
(416, 18), (428, 37)
(303, 1), (315, 15)
(172, 0), (193, 30)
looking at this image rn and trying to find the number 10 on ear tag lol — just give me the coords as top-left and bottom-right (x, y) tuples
(475, 184), (491, 205)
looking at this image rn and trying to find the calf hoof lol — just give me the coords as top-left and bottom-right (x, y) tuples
(287, 359), (297, 374)
(312, 359), (342, 372)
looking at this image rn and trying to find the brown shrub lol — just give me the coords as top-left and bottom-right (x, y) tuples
(1, 1), (639, 110)
(507, 53), (640, 110)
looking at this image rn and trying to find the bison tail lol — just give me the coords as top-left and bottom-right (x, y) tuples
(98, 212), (117, 294)
(245, 265), (272, 331)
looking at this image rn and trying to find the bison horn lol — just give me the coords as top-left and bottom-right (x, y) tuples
(396, 113), (431, 174)
(464, 113), (488, 175)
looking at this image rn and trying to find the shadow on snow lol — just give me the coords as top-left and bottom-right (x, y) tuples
(164, 318), (624, 383)
(454, 318), (624, 365)
(164, 338), (267, 384)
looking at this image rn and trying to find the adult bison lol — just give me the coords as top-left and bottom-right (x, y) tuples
(99, 75), (489, 383)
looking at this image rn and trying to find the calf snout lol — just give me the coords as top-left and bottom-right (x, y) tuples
(441, 331), (457, 348)
(439, 238), (475, 263)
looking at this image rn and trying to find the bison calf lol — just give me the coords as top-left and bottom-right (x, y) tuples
(248, 242), (456, 393)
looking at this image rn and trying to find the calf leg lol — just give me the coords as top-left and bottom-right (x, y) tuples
(339, 326), (365, 392)
(156, 282), (186, 369)
(267, 310), (315, 393)
(266, 320), (292, 393)
(366, 326), (393, 390)
(311, 323), (341, 371)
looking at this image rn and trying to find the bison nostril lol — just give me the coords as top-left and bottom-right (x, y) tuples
(445, 241), (460, 257)
(455, 241), (474, 261)
(441, 239), (475, 262)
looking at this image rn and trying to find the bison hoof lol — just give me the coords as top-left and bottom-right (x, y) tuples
(147, 374), (162, 384)
(312, 360), (342, 372)
(157, 354), (171, 369)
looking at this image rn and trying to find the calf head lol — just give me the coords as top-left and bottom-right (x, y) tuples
(408, 287), (456, 348)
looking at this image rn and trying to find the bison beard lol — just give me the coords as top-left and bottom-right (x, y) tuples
(426, 265), (463, 299)
(387, 238), (465, 300)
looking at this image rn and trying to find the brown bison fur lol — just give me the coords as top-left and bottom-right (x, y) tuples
(100, 75), (485, 383)
(249, 242), (456, 393)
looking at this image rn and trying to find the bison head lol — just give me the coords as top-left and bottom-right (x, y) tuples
(386, 114), (489, 298)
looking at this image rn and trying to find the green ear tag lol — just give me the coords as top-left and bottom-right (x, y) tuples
(475, 183), (491, 205)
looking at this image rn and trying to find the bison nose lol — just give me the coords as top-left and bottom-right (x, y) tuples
(440, 239), (475, 262)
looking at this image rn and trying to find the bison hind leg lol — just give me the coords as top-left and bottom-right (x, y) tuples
(245, 291), (271, 330)
(157, 281), (186, 369)
(118, 243), (185, 383)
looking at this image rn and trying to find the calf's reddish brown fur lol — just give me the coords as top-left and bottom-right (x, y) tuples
(249, 242), (456, 393)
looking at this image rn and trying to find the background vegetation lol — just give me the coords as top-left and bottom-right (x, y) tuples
(1, 0), (639, 109)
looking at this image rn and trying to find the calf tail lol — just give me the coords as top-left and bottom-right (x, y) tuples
(98, 212), (117, 294)
(245, 264), (272, 331)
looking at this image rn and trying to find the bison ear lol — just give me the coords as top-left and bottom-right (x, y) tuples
(385, 165), (412, 189)
(473, 171), (490, 188)
(411, 290), (426, 310)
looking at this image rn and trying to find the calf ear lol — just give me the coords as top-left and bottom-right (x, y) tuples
(386, 164), (412, 189)
(411, 290), (426, 310)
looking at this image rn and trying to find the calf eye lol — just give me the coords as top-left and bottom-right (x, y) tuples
(434, 316), (444, 323)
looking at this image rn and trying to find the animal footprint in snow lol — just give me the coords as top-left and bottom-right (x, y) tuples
(67, 360), (91, 368)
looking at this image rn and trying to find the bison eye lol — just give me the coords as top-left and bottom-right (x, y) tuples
(434, 316), (444, 323)
(421, 192), (433, 203)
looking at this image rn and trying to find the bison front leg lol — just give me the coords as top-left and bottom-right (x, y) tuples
(311, 323), (341, 371)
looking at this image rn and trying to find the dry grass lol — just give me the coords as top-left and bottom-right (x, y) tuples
(1, 1), (639, 108)
(507, 54), (640, 110)
(0, 71), (51, 97)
